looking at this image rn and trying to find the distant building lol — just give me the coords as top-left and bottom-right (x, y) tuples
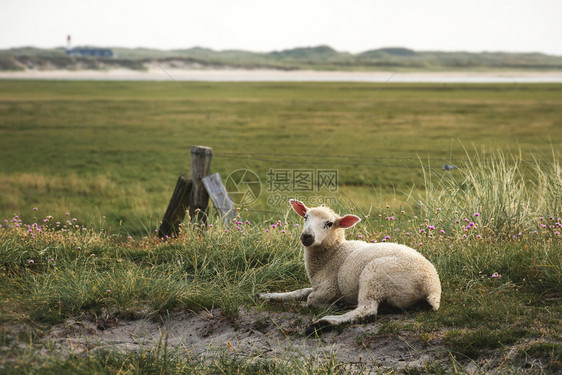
(65, 35), (115, 58)
(66, 48), (114, 57)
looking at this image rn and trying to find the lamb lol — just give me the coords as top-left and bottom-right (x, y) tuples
(257, 199), (441, 328)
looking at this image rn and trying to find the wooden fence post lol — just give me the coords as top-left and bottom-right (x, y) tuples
(159, 145), (237, 238)
(189, 145), (213, 224)
(202, 173), (237, 225)
(158, 175), (192, 238)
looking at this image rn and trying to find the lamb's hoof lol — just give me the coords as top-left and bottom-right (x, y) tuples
(255, 293), (273, 301)
(255, 293), (278, 303)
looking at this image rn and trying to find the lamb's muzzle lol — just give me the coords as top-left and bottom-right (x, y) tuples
(300, 232), (314, 246)
(257, 199), (442, 330)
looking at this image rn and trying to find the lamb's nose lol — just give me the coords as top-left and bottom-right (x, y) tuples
(300, 233), (315, 246)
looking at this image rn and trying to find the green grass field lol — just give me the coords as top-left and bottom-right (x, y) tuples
(0, 81), (561, 373)
(0, 81), (560, 234)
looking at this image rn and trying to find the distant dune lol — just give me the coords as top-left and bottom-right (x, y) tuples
(1, 45), (562, 72)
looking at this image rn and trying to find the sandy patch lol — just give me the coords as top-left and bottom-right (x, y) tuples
(39, 308), (439, 371)
(1, 68), (562, 82)
(2, 307), (556, 372)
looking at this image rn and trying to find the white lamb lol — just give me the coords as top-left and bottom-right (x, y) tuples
(257, 200), (441, 328)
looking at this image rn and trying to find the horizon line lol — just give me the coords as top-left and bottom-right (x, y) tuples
(1, 44), (560, 57)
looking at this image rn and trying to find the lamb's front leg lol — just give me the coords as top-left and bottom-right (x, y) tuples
(257, 287), (313, 302)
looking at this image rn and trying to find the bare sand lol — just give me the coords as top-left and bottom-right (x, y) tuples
(1, 68), (562, 82)
(2, 307), (548, 372)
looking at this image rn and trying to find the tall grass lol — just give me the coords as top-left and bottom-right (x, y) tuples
(417, 148), (561, 236)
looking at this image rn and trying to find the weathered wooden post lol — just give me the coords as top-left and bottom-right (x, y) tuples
(202, 173), (237, 225)
(189, 145), (213, 224)
(159, 145), (237, 238)
(157, 175), (192, 238)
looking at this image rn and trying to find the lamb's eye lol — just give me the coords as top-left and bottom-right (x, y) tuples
(304, 215), (309, 221)
(324, 221), (333, 229)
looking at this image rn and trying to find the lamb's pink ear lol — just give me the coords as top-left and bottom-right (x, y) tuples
(289, 199), (308, 217)
(337, 214), (361, 229)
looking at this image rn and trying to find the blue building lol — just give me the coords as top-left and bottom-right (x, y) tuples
(66, 48), (114, 58)
(65, 35), (114, 58)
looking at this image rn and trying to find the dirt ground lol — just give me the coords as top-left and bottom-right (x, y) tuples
(42, 308), (441, 371)
(2, 306), (556, 373)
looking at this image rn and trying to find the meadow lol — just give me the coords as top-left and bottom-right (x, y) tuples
(0, 80), (561, 373)
(0, 80), (560, 234)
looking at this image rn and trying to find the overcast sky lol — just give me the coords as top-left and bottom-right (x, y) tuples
(2, 0), (561, 55)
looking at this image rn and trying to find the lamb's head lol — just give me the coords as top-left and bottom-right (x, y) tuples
(290, 199), (361, 247)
